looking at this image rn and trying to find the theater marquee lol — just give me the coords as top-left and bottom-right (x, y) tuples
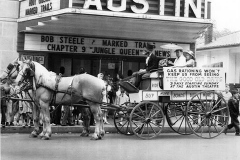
(24, 34), (189, 58)
(19, 0), (211, 20)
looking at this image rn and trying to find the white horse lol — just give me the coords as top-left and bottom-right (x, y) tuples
(14, 60), (106, 140)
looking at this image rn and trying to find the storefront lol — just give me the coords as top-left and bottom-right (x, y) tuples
(17, 0), (212, 78)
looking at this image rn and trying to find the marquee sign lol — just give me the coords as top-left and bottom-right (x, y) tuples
(19, 0), (210, 20)
(24, 34), (189, 58)
(20, 0), (61, 17)
(163, 67), (225, 90)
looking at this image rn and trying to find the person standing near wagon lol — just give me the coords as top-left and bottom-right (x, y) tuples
(98, 73), (110, 124)
(219, 84), (232, 126)
(224, 90), (240, 136)
(1, 87), (7, 128)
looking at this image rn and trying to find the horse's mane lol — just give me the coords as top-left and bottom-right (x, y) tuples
(33, 61), (57, 89)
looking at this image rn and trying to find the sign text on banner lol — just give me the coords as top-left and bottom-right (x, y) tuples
(163, 67), (225, 90)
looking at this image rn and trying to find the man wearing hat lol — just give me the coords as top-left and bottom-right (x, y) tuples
(141, 42), (158, 72)
(168, 49), (186, 67)
(224, 90), (240, 136)
(132, 42), (158, 87)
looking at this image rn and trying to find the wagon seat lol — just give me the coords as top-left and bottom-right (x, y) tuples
(140, 58), (170, 90)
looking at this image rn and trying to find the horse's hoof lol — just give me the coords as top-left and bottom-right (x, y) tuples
(29, 133), (38, 138)
(100, 132), (105, 137)
(30, 130), (39, 138)
(80, 132), (89, 137)
(38, 134), (44, 139)
(90, 136), (99, 140)
(41, 136), (50, 140)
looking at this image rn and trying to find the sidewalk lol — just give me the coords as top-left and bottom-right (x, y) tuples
(1, 117), (175, 134)
(1, 117), (236, 134)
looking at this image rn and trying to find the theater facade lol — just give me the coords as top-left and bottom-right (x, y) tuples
(17, 0), (212, 77)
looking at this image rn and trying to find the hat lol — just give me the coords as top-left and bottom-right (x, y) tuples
(146, 42), (155, 51)
(174, 49), (183, 52)
(184, 50), (194, 57)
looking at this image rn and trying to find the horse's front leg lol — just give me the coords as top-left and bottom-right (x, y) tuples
(39, 100), (52, 140)
(89, 103), (104, 140)
(30, 103), (40, 138)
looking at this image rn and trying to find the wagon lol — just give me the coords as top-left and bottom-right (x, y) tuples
(1, 60), (229, 140)
(113, 67), (229, 139)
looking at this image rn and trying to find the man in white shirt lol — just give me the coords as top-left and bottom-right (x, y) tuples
(168, 49), (186, 67)
(173, 49), (187, 66)
(219, 84), (232, 125)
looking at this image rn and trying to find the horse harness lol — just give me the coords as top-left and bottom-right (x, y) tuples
(20, 61), (76, 106)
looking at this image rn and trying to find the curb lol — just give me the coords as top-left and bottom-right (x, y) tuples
(1, 125), (235, 134)
(0, 125), (175, 134)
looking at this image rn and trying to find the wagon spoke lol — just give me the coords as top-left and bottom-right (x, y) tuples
(171, 115), (184, 126)
(133, 123), (142, 132)
(137, 107), (145, 118)
(118, 120), (128, 130)
(149, 104), (154, 117)
(210, 99), (222, 112)
(194, 117), (207, 132)
(210, 117), (219, 133)
(145, 103), (148, 116)
(149, 123), (157, 135)
(208, 122), (211, 138)
(147, 123), (149, 136)
(177, 116), (185, 132)
(196, 95), (205, 111)
(211, 106), (228, 114)
(133, 113), (145, 120)
(139, 124), (145, 136)
(150, 110), (161, 118)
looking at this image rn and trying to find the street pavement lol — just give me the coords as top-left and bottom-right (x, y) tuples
(1, 133), (240, 160)
(1, 116), (238, 134)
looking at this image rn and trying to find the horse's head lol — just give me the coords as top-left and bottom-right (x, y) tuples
(0, 59), (22, 84)
(14, 59), (35, 86)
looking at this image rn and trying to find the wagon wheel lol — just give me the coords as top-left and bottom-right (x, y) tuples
(113, 103), (134, 135)
(186, 91), (229, 139)
(130, 101), (165, 139)
(165, 102), (193, 135)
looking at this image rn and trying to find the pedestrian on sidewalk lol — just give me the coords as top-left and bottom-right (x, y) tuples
(224, 90), (240, 136)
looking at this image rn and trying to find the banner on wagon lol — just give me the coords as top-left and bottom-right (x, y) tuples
(163, 67), (225, 90)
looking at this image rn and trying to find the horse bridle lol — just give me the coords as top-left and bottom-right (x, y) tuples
(17, 61), (35, 88)
(0, 63), (20, 83)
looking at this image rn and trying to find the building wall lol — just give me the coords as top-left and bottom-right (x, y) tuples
(196, 47), (240, 83)
(0, 0), (19, 72)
